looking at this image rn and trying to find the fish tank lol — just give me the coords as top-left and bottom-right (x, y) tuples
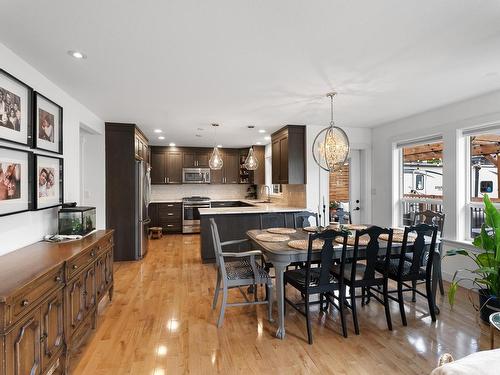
(58, 206), (96, 236)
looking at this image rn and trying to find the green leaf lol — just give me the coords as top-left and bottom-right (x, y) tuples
(483, 194), (500, 230)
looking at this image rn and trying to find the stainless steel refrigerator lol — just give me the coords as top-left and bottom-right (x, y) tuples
(135, 160), (151, 259)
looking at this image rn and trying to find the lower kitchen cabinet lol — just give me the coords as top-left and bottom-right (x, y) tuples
(150, 202), (183, 233)
(0, 230), (114, 375)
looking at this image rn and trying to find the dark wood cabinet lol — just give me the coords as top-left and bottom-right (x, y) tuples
(271, 125), (306, 184)
(223, 149), (240, 184)
(151, 148), (183, 184)
(183, 149), (209, 168)
(150, 202), (182, 233)
(165, 151), (183, 183)
(134, 129), (149, 162)
(0, 231), (114, 375)
(151, 151), (166, 184)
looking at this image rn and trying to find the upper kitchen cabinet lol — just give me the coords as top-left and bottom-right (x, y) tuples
(150, 147), (183, 184)
(223, 149), (240, 184)
(134, 129), (149, 162)
(183, 149), (210, 168)
(271, 125), (306, 184)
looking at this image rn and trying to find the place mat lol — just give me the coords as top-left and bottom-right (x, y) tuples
(303, 226), (320, 233)
(335, 235), (370, 246)
(380, 232), (417, 243)
(343, 224), (368, 231)
(287, 239), (324, 250)
(267, 227), (297, 234)
(255, 233), (290, 242)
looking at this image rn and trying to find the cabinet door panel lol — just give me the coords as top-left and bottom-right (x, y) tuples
(95, 257), (106, 299)
(224, 151), (240, 184)
(166, 152), (183, 183)
(151, 152), (166, 184)
(271, 140), (280, 184)
(84, 266), (96, 311)
(5, 309), (42, 375)
(105, 250), (114, 287)
(183, 152), (196, 168)
(41, 291), (64, 370)
(196, 151), (210, 167)
(279, 137), (288, 183)
(68, 276), (85, 332)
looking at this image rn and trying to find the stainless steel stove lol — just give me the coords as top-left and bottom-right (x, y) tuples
(182, 196), (211, 233)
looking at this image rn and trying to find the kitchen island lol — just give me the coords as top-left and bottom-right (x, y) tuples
(199, 201), (310, 263)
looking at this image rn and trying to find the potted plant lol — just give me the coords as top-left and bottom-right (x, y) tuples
(447, 194), (500, 323)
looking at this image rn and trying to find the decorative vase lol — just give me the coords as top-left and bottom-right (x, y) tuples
(479, 288), (500, 324)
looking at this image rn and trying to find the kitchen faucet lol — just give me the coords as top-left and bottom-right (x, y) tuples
(262, 185), (271, 203)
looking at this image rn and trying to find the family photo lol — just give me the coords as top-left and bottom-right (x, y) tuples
(0, 87), (21, 131)
(0, 161), (21, 201)
(38, 166), (56, 198)
(38, 108), (54, 142)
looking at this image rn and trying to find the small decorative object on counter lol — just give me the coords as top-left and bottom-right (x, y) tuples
(58, 206), (96, 236)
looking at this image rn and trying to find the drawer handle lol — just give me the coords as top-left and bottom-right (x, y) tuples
(90, 251), (96, 257)
(167, 224), (174, 227)
(167, 213), (174, 216)
(72, 265), (78, 270)
(167, 204), (174, 207)
(55, 276), (62, 282)
(21, 299), (29, 307)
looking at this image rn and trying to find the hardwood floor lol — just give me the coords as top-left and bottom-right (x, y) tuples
(72, 234), (493, 374)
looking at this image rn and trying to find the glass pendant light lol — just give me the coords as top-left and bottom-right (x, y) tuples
(244, 147), (259, 170)
(209, 123), (223, 170)
(312, 92), (350, 172)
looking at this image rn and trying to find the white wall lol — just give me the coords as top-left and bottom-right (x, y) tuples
(371, 89), (500, 281)
(0, 42), (104, 255)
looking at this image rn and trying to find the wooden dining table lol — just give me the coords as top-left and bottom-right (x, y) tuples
(246, 227), (441, 339)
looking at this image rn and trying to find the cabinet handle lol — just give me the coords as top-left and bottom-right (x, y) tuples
(164, 177), (166, 183)
(167, 177), (170, 183)
(90, 251), (95, 257)
(167, 213), (173, 216)
(21, 299), (29, 307)
(72, 265), (78, 270)
(55, 275), (62, 282)
(167, 204), (173, 207)
(167, 224), (174, 227)
(40, 333), (48, 342)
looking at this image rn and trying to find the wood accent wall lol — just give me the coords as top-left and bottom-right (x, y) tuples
(329, 163), (349, 202)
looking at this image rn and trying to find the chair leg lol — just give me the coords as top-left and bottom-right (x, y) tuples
(383, 280), (393, 331)
(305, 293), (313, 344)
(339, 285), (348, 338)
(212, 271), (221, 310)
(217, 285), (228, 328)
(267, 282), (274, 322)
(411, 280), (417, 302)
(438, 263), (445, 296)
(350, 287), (360, 335)
(320, 293), (325, 312)
(426, 275), (437, 322)
(397, 281), (407, 326)
(361, 287), (366, 306)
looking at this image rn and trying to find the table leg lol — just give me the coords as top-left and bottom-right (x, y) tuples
(273, 261), (290, 339)
(491, 324), (495, 349)
(432, 250), (441, 315)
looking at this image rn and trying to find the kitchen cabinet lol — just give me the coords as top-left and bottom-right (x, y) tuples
(40, 290), (64, 371)
(151, 151), (166, 184)
(223, 149), (240, 184)
(271, 125), (305, 184)
(151, 148), (183, 184)
(150, 202), (182, 233)
(134, 129), (149, 162)
(183, 149), (210, 168)
(165, 151), (183, 183)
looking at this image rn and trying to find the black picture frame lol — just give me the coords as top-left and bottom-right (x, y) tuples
(33, 154), (64, 210)
(0, 68), (33, 147)
(33, 91), (63, 154)
(0, 145), (33, 217)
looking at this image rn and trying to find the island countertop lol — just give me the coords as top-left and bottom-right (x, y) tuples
(199, 200), (307, 215)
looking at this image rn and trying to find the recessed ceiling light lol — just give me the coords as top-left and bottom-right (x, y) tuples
(169, 142), (176, 146)
(197, 127), (204, 131)
(67, 50), (86, 59)
(217, 144), (222, 148)
(264, 136), (271, 141)
(258, 129), (266, 133)
(158, 136), (165, 140)
(256, 141), (262, 145)
(195, 134), (202, 137)
(154, 129), (162, 133)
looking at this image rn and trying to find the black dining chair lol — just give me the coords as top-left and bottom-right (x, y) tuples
(293, 211), (318, 229)
(331, 226), (394, 335)
(375, 223), (438, 325)
(410, 211), (445, 299)
(283, 229), (349, 344)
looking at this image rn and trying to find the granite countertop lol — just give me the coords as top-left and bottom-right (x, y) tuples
(199, 200), (306, 215)
(150, 199), (183, 203)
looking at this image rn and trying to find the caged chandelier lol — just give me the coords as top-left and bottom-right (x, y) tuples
(312, 92), (350, 172)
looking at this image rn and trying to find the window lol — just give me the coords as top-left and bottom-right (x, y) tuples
(398, 139), (444, 226)
(467, 133), (500, 238)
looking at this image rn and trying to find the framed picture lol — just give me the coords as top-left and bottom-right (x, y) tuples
(34, 154), (63, 210)
(0, 146), (33, 216)
(33, 92), (63, 154)
(0, 69), (33, 146)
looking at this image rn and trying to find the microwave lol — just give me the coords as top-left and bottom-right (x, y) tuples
(182, 168), (211, 184)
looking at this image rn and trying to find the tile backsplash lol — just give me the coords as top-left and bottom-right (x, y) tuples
(256, 184), (306, 207)
(151, 184), (251, 201)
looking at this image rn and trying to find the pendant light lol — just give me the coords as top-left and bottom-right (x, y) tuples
(312, 92), (350, 172)
(209, 123), (223, 170)
(244, 147), (259, 170)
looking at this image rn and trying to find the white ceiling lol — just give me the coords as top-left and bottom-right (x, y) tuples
(1, 1), (500, 147)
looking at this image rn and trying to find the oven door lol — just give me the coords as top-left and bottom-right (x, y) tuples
(183, 204), (210, 233)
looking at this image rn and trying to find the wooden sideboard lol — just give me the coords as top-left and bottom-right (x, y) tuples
(0, 230), (114, 375)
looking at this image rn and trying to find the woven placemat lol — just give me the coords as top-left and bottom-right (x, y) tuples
(267, 227), (297, 234)
(380, 232), (417, 243)
(335, 235), (370, 246)
(303, 226), (319, 233)
(287, 239), (324, 250)
(256, 233), (290, 242)
(343, 224), (368, 231)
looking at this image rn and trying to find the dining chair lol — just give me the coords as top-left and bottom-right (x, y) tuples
(375, 223), (438, 325)
(331, 226), (394, 335)
(260, 213), (287, 229)
(293, 211), (318, 229)
(283, 229), (349, 343)
(411, 210), (445, 299)
(210, 218), (273, 327)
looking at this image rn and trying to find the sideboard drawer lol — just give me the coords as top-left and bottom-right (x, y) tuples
(11, 265), (64, 322)
(67, 247), (98, 280)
